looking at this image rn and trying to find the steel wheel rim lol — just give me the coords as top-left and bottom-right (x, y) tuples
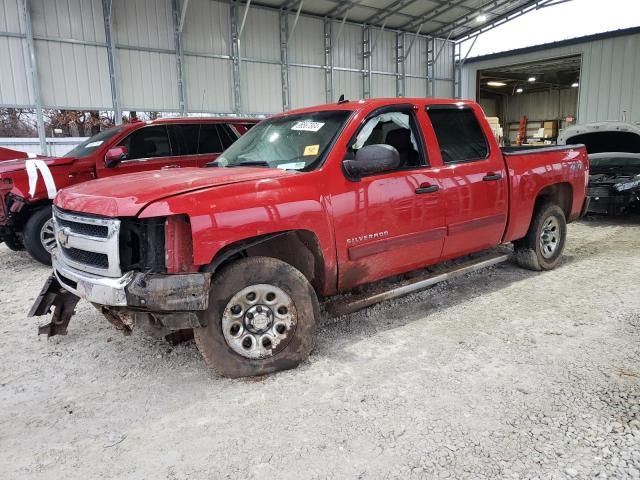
(40, 218), (57, 253)
(539, 216), (560, 259)
(222, 284), (297, 359)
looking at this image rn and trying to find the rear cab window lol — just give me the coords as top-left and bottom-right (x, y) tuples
(426, 106), (489, 164)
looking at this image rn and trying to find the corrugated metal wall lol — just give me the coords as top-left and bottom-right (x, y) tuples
(460, 31), (640, 123)
(0, 0), (456, 116)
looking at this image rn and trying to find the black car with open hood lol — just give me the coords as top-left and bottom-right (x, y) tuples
(559, 122), (640, 215)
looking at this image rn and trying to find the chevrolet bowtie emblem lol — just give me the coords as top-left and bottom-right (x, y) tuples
(57, 227), (70, 248)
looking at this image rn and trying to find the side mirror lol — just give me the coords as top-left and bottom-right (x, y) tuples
(104, 146), (128, 168)
(342, 144), (400, 181)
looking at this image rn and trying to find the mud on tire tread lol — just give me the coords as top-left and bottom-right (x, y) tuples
(194, 256), (319, 378)
(23, 205), (53, 266)
(514, 202), (566, 271)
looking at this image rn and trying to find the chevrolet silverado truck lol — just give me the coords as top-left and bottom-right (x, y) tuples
(30, 98), (589, 378)
(559, 121), (640, 215)
(0, 117), (255, 264)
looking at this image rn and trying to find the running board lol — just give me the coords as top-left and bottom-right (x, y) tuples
(326, 252), (510, 317)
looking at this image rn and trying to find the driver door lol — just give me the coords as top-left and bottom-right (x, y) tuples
(330, 106), (446, 291)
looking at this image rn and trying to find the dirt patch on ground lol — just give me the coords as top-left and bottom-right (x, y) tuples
(1, 215), (639, 479)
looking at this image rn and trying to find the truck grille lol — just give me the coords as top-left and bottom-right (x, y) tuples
(53, 207), (122, 277)
(587, 185), (612, 198)
(56, 217), (109, 238)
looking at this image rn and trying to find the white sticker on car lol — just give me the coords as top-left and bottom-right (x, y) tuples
(277, 162), (306, 170)
(85, 140), (104, 148)
(291, 121), (325, 132)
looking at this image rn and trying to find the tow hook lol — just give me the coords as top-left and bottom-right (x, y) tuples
(29, 276), (80, 337)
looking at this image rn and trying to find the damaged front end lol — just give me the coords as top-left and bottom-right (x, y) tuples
(29, 206), (213, 342)
(559, 122), (640, 215)
(587, 153), (640, 215)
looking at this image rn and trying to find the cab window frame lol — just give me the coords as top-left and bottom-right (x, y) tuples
(425, 105), (490, 165)
(345, 104), (430, 177)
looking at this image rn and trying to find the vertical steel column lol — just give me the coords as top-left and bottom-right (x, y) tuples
(395, 32), (405, 98)
(323, 18), (333, 103)
(172, 0), (187, 115)
(453, 41), (461, 99)
(279, 10), (290, 111)
(426, 37), (434, 98)
(20, 0), (47, 155)
(362, 26), (371, 99)
(102, 0), (122, 125)
(230, 1), (242, 114)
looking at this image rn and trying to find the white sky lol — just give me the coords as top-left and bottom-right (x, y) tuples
(461, 0), (640, 58)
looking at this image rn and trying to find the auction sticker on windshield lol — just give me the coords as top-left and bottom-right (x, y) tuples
(292, 121), (324, 132)
(303, 145), (319, 156)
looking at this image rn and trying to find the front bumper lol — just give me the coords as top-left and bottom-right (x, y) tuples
(52, 251), (211, 311)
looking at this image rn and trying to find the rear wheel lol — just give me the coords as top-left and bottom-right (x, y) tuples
(515, 203), (566, 271)
(194, 256), (318, 378)
(23, 205), (55, 266)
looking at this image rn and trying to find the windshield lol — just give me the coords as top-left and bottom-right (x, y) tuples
(63, 127), (123, 158)
(215, 111), (351, 171)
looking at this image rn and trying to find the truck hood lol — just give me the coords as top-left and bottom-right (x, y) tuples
(558, 122), (640, 154)
(0, 155), (72, 175)
(55, 166), (292, 217)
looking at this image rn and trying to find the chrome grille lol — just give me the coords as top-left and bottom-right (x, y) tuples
(56, 217), (109, 238)
(53, 207), (122, 277)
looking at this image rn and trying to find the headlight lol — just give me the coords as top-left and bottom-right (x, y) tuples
(613, 176), (640, 192)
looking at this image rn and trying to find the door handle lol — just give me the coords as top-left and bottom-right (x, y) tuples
(483, 173), (502, 181)
(415, 184), (439, 194)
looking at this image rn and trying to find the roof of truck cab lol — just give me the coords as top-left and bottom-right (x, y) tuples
(272, 98), (477, 117)
(139, 117), (259, 125)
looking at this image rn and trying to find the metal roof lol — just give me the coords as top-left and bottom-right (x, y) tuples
(252, 0), (560, 40)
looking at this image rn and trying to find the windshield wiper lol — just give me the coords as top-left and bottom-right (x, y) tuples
(227, 160), (271, 168)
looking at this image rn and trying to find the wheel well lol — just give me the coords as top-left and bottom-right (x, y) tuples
(535, 183), (572, 219)
(208, 230), (326, 294)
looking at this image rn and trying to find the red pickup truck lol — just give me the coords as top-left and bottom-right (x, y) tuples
(31, 98), (589, 378)
(0, 118), (255, 264)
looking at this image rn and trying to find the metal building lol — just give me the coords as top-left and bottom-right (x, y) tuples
(460, 27), (640, 135)
(0, 0), (569, 153)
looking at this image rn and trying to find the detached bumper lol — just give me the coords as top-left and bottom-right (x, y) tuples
(52, 252), (211, 311)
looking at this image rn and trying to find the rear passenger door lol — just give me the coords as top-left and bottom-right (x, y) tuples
(425, 105), (508, 260)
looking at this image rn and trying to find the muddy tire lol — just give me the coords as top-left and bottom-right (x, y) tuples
(23, 205), (55, 266)
(515, 203), (566, 271)
(194, 256), (319, 378)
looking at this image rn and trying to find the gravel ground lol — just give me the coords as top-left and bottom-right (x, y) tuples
(1, 215), (639, 479)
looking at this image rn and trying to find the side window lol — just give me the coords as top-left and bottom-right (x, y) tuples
(173, 124), (200, 155)
(198, 124), (225, 154)
(350, 110), (426, 169)
(426, 108), (489, 164)
(118, 125), (172, 160)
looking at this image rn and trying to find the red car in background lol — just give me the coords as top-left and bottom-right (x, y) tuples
(0, 117), (256, 264)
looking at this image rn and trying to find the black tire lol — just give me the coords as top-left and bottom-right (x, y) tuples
(23, 205), (55, 266)
(3, 234), (23, 251)
(515, 203), (566, 271)
(194, 256), (319, 378)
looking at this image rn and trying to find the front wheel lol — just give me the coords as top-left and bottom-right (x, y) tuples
(194, 256), (319, 378)
(23, 205), (56, 266)
(515, 203), (566, 271)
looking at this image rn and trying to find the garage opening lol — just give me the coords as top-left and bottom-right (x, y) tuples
(476, 55), (581, 146)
